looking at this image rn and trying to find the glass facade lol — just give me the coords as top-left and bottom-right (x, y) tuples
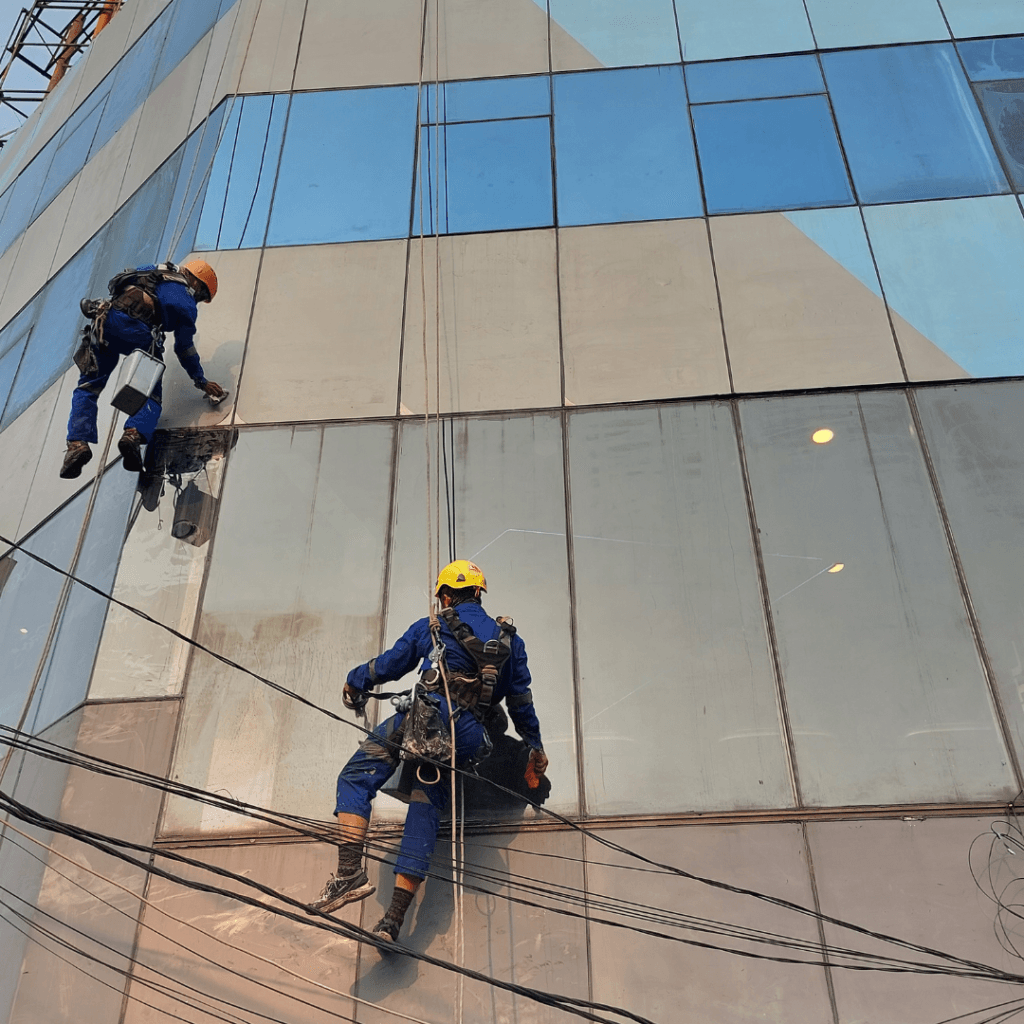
(1, 0), (1024, 1019)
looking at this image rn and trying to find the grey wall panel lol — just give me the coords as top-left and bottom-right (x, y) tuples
(740, 391), (1014, 806)
(588, 823), (832, 1022)
(236, 0), (306, 94)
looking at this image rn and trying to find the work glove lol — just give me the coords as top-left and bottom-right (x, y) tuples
(524, 747), (548, 789)
(200, 380), (227, 400)
(343, 683), (369, 714)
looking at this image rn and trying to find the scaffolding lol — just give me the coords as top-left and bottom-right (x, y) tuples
(0, 1), (121, 145)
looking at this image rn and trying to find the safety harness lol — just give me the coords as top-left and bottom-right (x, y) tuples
(73, 264), (192, 376)
(432, 606), (517, 719)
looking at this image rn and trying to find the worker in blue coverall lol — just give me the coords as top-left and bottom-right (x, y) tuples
(60, 259), (225, 479)
(308, 559), (548, 943)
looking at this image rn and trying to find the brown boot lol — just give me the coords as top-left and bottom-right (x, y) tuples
(59, 441), (92, 479)
(118, 428), (144, 472)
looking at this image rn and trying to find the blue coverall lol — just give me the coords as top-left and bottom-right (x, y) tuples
(67, 267), (209, 444)
(338, 602), (542, 879)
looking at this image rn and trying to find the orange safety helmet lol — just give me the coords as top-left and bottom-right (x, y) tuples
(181, 259), (218, 302)
(435, 560), (487, 596)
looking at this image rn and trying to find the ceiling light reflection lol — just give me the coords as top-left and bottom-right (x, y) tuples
(812, 428), (834, 444)
(828, 563), (844, 573)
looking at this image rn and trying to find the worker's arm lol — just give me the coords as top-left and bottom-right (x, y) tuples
(161, 283), (224, 396)
(503, 635), (544, 757)
(343, 618), (432, 709)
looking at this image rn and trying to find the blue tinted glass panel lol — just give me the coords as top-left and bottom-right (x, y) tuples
(549, 0), (681, 67)
(803, 0), (948, 49)
(553, 66), (702, 225)
(268, 87), (418, 246)
(195, 98), (242, 250)
(940, 0), (1024, 39)
(693, 95), (852, 214)
(153, 0), (219, 83)
(823, 44), (1008, 203)
(864, 196), (1024, 378)
(685, 55), (823, 103)
(3, 236), (102, 429)
(91, 22), (165, 154)
(675, 0), (814, 62)
(440, 75), (550, 123)
(0, 333), (28, 421)
(976, 81), (1024, 190)
(959, 37), (1024, 81)
(0, 146), (55, 253)
(414, 119), (553, 234)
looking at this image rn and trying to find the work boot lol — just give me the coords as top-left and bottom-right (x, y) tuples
(306, 870), (375, 915)
(371, 914), (402, 943)
(118, 428), (144, 472)
(59, 441), (92, 479)
(371, 885), (415, 943)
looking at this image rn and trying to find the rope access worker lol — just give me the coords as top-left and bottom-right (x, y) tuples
(309, 559), (548, 943)
(60, 259), (225, 479)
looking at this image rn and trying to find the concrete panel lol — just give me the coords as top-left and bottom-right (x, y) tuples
(892, 310), (969, 381)
(238, 242), (406, 424)
(118, 37), (210, 206)
(549, 15), (604, 72)
(294, 0), (423, 90)
(124, 0), (175, 51)
(160, 248), (259, 431)
(401, 229), (561, 414)
(6, 701), (178, 1024)
(425, 0), (551, 82)
(808, 817), (1022, 1021)
(354, 830), (589, 1022)
(711, 211), (904, 393)
(52, 108), (142, 275)
(123, 842), (362, 1024)
(560, 220), (730, 405)
(190, 2), (248, 130)
(0, 181), (77, 326)
(0, 237), (24, 324)
(237, 0), (306, 94)
(589, 823), (833, 1023)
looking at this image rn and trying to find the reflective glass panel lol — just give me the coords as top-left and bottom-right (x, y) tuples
(385, 414), (579, 818)
(196, 95), (289, 250)
(803, 0), (948, 49)
(3, 235), (102, 429)
(740, 390), (1013, 806)
(548, 0), (681, 68)
(152, 0), (219, 83)
(568, 404), (792, 815)
(413, 118), (554, 235)
(267, 86), (418, 246)
(976, 81), (1024, 190)
(0, 330), (28, 421)
(822, 44), (1008, 203)
(863, 196), (1024, 379)
(434, 75), (551, 123)
(685, 55), (823, 104)
(675, 0), (814, 62)
(164, 423), (395, 834)
(0, 145), (56, 254)
(693, 95), (853, 214)
(28, 467), (135, 733)
(940, 0), (1024, 39)
(915, 382), (1024, 772)
(553, 66), (703, 226)
(958, 36), (1024, 80)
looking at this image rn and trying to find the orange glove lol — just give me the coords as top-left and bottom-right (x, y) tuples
(524, 747), (548, 789)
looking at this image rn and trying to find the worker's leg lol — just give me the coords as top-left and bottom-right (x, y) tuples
(120, 375), (162, 471)
(62, 343), (121, 478)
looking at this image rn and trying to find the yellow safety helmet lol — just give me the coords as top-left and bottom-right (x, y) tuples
(435, 559), (487, 596)
(181, 259), (218, 302)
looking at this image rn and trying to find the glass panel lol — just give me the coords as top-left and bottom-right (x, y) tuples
(740, 390), (1014, 806)
(692, 95), (853, 214)
(568, 404), (791, 815)
(3, 235), (102, 430)
(822, 44), (1008, 203)
(548, 0), (681, 68)
(940, 0), (1024, 39)
(915, 382), (1024, 771)
(863, 196), (1024, 379)
(0, 334), (28, 422)
(90, 430), (233, 700)
(958, 36), (1024, 80)
(804, 0), (948, 49)
(675, 0), (814, 62)
(164, 423), (395, 835)
(437, 74), (550, 123)
(152, 0), (219, 84)
(267, 86), (418, 246)
(413, 118), (554, 235)
(685, 54), (823, 104)
(976, 80), (1024, 190)
(0, 145), (56, 254)
(384, 415), (578, 818)
(589, 825), (832, 1023)
(196, 95), (289, 250)
(553, 66), (703, 226)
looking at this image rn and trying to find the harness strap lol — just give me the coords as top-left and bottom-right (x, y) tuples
(437, 606), (516, 715)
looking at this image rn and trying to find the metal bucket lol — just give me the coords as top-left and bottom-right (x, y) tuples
(111, 348), (164, 415)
